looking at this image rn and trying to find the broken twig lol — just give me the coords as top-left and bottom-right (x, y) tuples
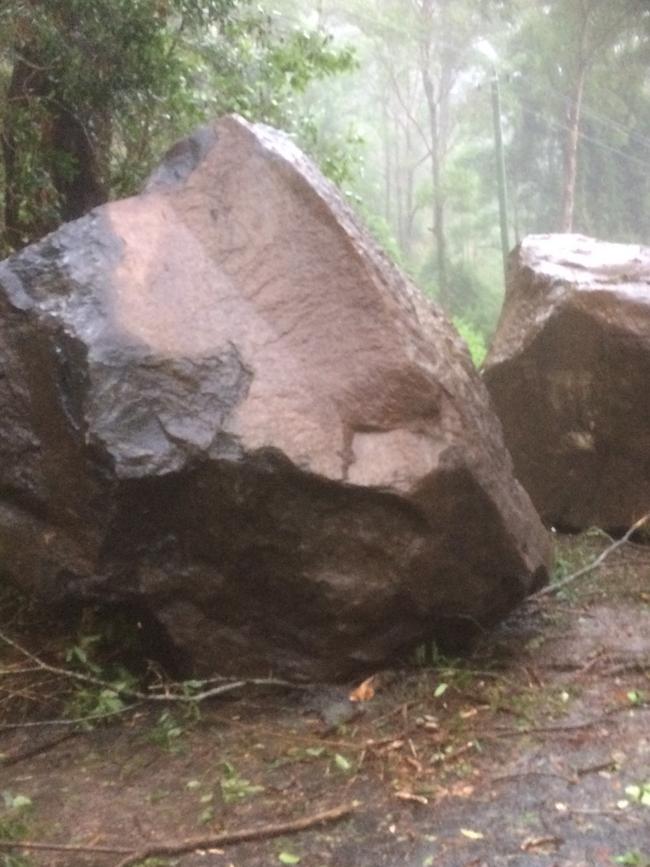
(0, 628), (307, 709)
(529, 513), (650, 602)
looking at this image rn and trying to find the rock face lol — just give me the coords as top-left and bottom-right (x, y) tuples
(0, 115), (551, 680)
(484, 234), (650, 531)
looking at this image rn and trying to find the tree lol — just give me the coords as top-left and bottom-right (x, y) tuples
(509, 0), (647, 233)
(0, 0), (355, 254)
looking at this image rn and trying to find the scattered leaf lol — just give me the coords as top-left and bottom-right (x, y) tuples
(451, 783), (475, 798)
(460, 828), (484, 840)
(349, 675), (377, 703)
(422, 857), (435, 866)
(434, 683), (449, 698)
(334, 753), (353, 773)
(396, 790), (428, 805)
(460, 707), (478, 719)
(10, 795), (32, 810)
(624, 782), (650, 806)
(198, 805), (214, 825)
(2, 792), (32, 810)
(278, 852), (301, 864)
(404, 755), (423, 774)
(615, 853), (650, 867)
(186, 780), (201, 789)
(520, 835), (562, 853)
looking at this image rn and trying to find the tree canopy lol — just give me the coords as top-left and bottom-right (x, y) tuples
(1, 0), (649, 340)
(269, 0), (650, 338)
(0, 0), (354, 253)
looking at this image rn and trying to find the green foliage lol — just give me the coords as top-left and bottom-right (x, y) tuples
(278, 853), (301, 865)
(615, 853), (650, 867)
(414, 640), (448, 668)
(0, 0), (357, 251)
(296, 115), (364, 189)
(1, 796), (31, 813)
(360, 208), (408, 269)
(333, 753), (353, 774)
(146, 710), (186, 752)
(0, 790), (33, 867)
(625, 782), (650, 807)
(452, 318), (488, 368)
(219, 761), (264, 803)
(62, 629), (140, 725)
(1, 856), (33, 867)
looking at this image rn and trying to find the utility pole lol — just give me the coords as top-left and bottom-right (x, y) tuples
(490, 69), (510, 284)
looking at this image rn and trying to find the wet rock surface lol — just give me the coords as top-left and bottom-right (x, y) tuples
(0, 115), (550, 680)
(484, 233), (650, 532)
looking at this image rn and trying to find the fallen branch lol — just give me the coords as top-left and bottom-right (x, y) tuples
(493, 769), (576, 785)
(0, 702), (141, 731)
(0, 803), (358, 867)
(488, 699), (649, 738)
(0, 628), (307, 706)
(529, 513), (650, 602)
(0, 841), (130, 857)
(0, 731), (78, 766)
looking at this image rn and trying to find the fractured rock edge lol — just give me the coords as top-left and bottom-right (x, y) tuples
(0, 116), (552, 680)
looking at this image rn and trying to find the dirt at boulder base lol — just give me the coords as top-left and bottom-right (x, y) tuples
(1, 532), (649, 867)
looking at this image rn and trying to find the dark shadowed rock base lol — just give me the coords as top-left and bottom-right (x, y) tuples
(484, 233), (650, 532)
(0, 116), (551, 680)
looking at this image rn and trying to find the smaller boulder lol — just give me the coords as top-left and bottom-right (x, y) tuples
(483, 234), (650, 531)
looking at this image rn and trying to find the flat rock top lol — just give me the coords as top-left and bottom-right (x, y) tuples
(486, 234), (650, 367)
(517, 233), (650, 292)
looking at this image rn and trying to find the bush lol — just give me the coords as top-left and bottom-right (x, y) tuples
(452, 317), (487, 368)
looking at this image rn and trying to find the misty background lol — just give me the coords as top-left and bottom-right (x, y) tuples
(259, 0), (650, 358)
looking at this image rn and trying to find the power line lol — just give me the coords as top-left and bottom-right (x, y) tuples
(520, 103), (650, 172)
(520, 73), (650, 154)
(266, 4), (650, 171)
(581, 103), (650, 152)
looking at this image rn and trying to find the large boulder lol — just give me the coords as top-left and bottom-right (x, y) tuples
(0, 116), (551, 680)
(484, 233), (650, 531)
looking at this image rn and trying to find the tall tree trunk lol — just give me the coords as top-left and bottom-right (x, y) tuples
(561, 63), (586, 232)
(1, 128), (21, 253)
(1, 50), (107, 252)
(50, 108), (107, 223)
(393, 109), (406, 251)
(421, 65), (448, 308)
(382, 92), (392, 226)
(403, 119), (414, 257)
